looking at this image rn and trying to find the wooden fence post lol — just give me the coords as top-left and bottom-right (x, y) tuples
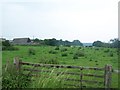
(80, 68), (83, 89)
(104, 64), (112, 89)
(13, 57), (22, 71)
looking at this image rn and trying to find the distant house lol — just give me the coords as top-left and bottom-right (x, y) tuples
(13, 38), (31, 45)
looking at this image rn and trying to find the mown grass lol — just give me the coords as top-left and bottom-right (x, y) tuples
(2, 45), (119, 88)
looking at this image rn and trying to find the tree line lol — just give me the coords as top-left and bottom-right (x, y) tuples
(33, 38), (83, 46)
(93, 38), (120, 48)
(1, 38), (120, 50)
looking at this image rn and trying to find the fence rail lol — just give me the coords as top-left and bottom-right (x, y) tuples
(13, 58), (113, 89)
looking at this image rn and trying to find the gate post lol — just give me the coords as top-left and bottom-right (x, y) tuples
(13, 57), (22, 71)
(104, 64), (112, 89)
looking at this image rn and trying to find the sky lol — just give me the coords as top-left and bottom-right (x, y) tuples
(0, 0), (119, 43)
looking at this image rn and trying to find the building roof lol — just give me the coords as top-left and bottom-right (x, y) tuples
(13, 38), (31, 44)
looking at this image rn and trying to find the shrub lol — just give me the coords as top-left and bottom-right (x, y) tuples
(2, 46), (19, 51)
(61, 53), (68, 57)
(28, 48), (35, 55)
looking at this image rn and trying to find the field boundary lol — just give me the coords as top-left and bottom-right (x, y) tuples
(13, 57), (113, 88)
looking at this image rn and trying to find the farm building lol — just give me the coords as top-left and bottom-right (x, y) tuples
(13, 38), (32, 45)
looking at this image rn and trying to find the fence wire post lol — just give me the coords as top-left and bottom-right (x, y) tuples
(104, 64), (112, 89)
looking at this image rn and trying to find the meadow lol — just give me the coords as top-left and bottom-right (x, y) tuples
(2, 45), (119, 88)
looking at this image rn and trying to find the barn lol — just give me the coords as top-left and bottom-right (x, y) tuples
(13, 38), (31, 45)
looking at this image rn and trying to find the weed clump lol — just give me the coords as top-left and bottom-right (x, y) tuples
(39, 57), (59, 64)
(104, 49), (110, 53)
(78, 47), (82, 50)
(73, 50), (85, 59)
(73, 54), (78, 59)
(109, 52), (113, 57)
(75, 50), (85, 57)
(69, 52), (73, 54)
(89, 59), (92, 61)
(61, 53), (68, 57)
(49, 50), (57, 54)
(95, 48), (99, 50)
(2, 62), (31, 88)
(61, 48), (67, 52)
(55, 46), (59, 50)
(28, 48), (35, 55)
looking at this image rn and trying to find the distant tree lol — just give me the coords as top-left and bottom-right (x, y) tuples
(72, 40), (83, 46)
(2, 40), (18, 51)
(44, 38), (58, 46)
(93, 38), (120, 48)
(33, 38), (40, 43)
(2, 40), (11, 47)
(92, 41), (103, 47)
(110, 38), (120, 48)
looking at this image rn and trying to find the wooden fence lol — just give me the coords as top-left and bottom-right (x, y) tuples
(13, 58), (112, 88)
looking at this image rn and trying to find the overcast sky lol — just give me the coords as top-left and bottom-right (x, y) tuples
(0, 0), (119, 43)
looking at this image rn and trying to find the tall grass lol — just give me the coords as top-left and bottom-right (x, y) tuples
(2, 61), (31, 88)
(29, 68), (68, 88)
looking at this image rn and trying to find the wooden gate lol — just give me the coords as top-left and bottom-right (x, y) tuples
(13, 58), (112, 88)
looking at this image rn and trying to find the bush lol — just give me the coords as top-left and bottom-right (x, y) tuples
(28, 48), (35, 55)
(2, 46), (19, 51)
(61, 53), (68, 57)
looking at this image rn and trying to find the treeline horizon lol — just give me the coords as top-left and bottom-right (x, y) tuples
(32, 38), (120, 48)
(1, 37), (120, 48)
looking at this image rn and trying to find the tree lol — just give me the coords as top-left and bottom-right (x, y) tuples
(72, 40), (83, 46)
(44, 38), (58, 46)
(33, 38), (40, 43)
(2, 40), (11, 47)
(110, 38), (120, 48)
(92, 41), (103, 47)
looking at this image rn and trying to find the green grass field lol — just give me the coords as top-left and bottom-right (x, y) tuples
(2, 45), (119, 88)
